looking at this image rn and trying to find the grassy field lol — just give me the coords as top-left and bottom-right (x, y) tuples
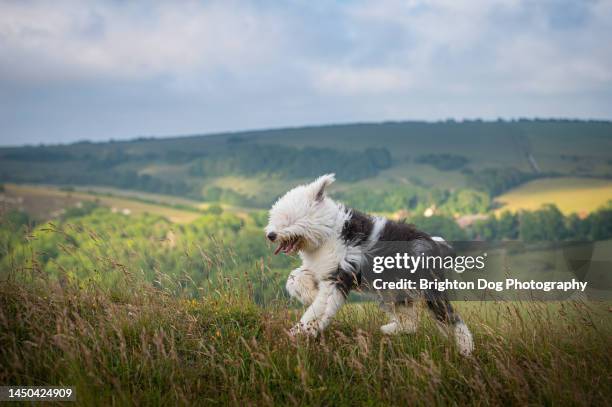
(1, 184), (203, 223)
(1, 272), (610, 406)
(1, 206), (611, 405)
(495, 177), (612, 215)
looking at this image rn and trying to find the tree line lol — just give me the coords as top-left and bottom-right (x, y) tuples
(413, 203), (612, 242)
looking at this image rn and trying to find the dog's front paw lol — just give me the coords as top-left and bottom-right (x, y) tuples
(289, 322), (319, 337)
(380, 321), (400, 335)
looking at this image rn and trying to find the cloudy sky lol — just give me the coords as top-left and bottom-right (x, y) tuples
(1, 0), (611, 146)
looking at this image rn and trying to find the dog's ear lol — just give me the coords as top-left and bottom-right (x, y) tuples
(311, 173), (335, 202)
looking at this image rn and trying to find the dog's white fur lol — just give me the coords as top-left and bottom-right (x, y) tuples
(265, 174), (474, 356)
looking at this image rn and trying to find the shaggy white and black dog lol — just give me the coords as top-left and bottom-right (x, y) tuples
(265, 174), (474, 356)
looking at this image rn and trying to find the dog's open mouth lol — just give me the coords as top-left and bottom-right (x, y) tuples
(273, 236), (302, 255)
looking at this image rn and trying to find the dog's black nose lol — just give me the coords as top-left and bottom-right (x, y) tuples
(267, 232), (277, 242)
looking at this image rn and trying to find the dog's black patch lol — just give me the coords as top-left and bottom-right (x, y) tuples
(339, 208), (461, 325)
(341, 208), (374, 244)
(329, 267), (361, 297)
(378, 219), (432, 242)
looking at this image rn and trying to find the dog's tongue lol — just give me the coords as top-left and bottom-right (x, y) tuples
(273, 240), (297, 255)
(284, 240), (295, 254)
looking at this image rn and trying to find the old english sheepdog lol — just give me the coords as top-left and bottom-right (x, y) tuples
(265, 174), (474, 356)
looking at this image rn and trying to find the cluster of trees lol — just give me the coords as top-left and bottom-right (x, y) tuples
(109, 172), (194, 197)
(0, 143), (392, 203)
(360, 204), (612, 243)
(83, 148), (204, 166)
(0, 146), (186, 168)
(198, 177), (494, 213)
(0, 148), (74, 162)
(0, 164), (196, 199)
(415, 154), (469, 171)
(465, 167), (543, 196)
(409, 214), (468, 240)
(334, 185), (491, 215)
(469, 204), (612, 242)
(189, 145), (392, 182)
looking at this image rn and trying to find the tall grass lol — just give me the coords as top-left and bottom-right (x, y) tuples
(0, 227), (611, 406)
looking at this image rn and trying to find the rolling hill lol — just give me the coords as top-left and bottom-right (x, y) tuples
(1, 119), (611, 215)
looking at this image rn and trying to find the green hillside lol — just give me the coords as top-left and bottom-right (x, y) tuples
(1, 119), (611, 214)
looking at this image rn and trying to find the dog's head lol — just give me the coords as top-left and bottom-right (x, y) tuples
(265, 173), (339, 255)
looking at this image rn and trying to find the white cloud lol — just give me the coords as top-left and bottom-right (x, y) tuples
(1, 0), (610, 94)
(311, 66), (415, 94)
(0, 1), (288, 82)
(0, 0), (610, 144)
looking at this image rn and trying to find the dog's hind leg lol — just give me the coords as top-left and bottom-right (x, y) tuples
(380, 300), (420, 335)
(286, 267), (318, 305)
(425, 294), (474, 356)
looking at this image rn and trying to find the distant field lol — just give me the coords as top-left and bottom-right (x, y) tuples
(72, 185), (204, 208)
(495, 177), (612, 215)
(1, 184), (202, 223)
